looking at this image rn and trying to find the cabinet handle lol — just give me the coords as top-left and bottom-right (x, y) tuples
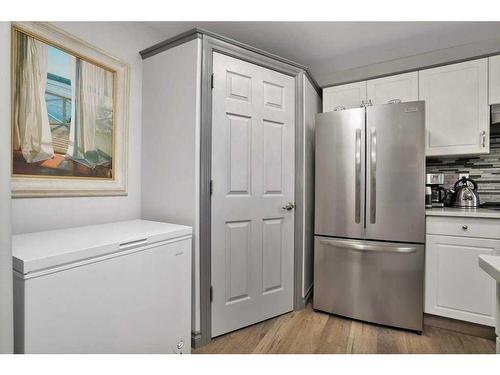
(481, 131), (487, 148)
(334, 105), (346, 111)
(387, 99), (402, 104)
(462, 225), (468, 230)
(362, 99), (373, 107)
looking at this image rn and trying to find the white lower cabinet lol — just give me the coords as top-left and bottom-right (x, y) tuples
(425, 233), (499, 326)
(497, 284), (500, 352)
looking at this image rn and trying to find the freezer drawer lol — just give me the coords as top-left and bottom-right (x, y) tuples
(313, 236), (424, 331)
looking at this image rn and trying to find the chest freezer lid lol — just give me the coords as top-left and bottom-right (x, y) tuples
(12, 219), (192, 275)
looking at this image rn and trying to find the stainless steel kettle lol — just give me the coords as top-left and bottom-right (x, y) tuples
(452, 177), (480, 208)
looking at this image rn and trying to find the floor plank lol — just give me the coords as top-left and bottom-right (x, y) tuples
(193, 304), (496, 354)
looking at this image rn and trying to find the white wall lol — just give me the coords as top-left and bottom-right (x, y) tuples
(141, 40), (202, 334)
(301, 74), (321, 298)
(10, 22), (164, 234)
(0, 22), (13, 354)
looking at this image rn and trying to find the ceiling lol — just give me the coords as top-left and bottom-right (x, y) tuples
(144, 22), (500, 87)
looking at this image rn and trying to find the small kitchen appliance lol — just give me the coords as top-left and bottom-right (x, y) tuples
(452, 177), (480, 208)
(426, 173), (446, 208)
(425, 186), (433, 209)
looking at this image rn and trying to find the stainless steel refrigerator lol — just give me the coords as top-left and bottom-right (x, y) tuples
(313, 101), (425, 332)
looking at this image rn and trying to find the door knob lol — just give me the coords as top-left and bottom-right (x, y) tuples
(282, 202), (295, 211)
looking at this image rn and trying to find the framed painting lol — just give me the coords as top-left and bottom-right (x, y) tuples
(10, 22), (129, 197)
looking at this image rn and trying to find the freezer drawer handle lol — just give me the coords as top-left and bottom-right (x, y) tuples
(319, 239), (416, 254)
(355, 128), (361, 223)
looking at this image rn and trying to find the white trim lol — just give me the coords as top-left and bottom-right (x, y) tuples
(193, 38), (202, 335)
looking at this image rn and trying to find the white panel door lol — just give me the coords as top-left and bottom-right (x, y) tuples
(211, 52), (295, 337)
(322, 81), (367, 112)
(425, 234), (499, 326)
(366, 72), (418, 105)
(419, 59), (489, 156)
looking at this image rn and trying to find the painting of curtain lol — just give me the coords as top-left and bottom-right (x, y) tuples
(12, 28), (115, 179)
(66, 58), (113, 170)
(13, 31), (54, 163)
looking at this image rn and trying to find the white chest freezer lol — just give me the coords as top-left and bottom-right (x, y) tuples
(13, 219), (192, 354)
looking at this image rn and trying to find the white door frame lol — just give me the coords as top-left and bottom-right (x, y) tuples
(198, 34), (309, 348)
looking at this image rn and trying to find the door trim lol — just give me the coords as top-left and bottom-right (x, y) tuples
(198, 35), (306, 347)
(139, 27), (321, 98)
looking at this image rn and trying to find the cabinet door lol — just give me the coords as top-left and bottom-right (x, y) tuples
(366, 72), (418, 105)
(425, 234), (499, 326)
(323, 81), (367, 112)
(489, 55), (500, 105)
(419, 59), (489, 156)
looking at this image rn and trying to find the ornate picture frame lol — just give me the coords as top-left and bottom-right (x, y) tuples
(11, 22), (129, 197)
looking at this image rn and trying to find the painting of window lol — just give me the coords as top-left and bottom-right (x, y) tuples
(12, 28), (115, 179)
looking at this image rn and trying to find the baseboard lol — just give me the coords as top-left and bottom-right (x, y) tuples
(191, 332), (202, 349)
(424, 313), (496, 340)
(303, 286), (313, 306)
(295, 285), (313, 310)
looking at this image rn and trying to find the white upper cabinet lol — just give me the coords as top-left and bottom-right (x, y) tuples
(323, 72), (418, 112)
(489, 55), (500, 105)
(419, 59), (489, 157)
(323, 58), (489, 157)
(366, 72), (418, 105)
(323, 81), (367, 112)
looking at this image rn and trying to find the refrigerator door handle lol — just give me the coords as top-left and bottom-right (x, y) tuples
(319, 239), (416, 254)
(370, 128), (377, 224)
(355, 128), (361, 224)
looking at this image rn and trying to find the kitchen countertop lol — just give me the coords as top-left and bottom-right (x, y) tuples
(479, 255), (500, 283)
(426, 207), (500, 219)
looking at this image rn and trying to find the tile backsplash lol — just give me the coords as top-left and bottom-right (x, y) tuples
(426, 134), (500, 203)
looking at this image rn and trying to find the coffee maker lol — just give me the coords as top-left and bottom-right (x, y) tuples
(426, 173), (446, 208)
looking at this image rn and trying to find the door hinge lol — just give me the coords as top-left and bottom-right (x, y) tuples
(210, 180), (213, 195)
(210, 286), (213, 302)
(210, 73), (214, 89)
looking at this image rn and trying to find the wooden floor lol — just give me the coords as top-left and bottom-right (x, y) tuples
(194, 304), (496, 354)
